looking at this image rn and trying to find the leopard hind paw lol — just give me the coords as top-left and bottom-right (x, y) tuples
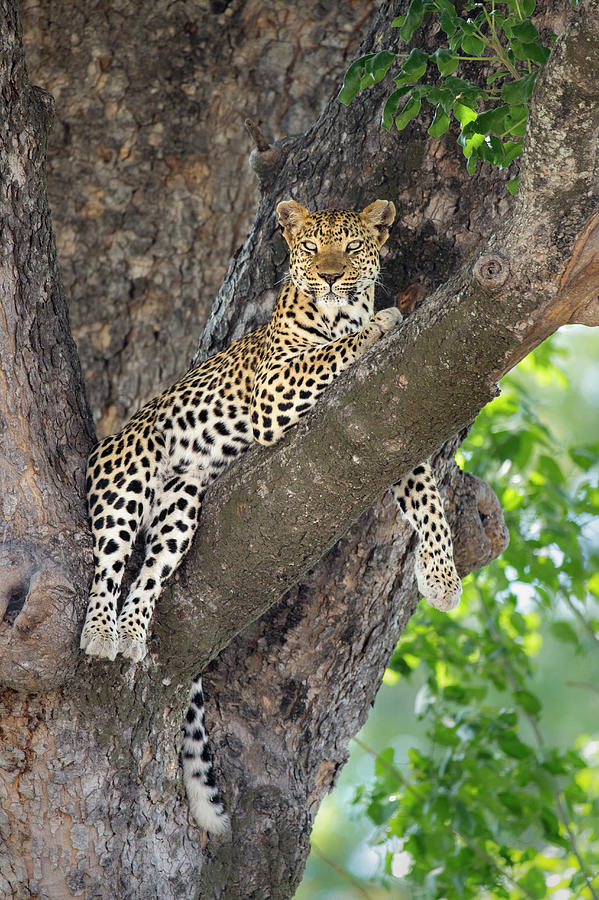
(414, 544), (461, 612)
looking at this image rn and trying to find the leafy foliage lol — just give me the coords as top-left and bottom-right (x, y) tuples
(338, 1), (554, 182)
(348, 337), (599, 898)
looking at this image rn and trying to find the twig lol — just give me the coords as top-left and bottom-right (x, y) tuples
(563, 594), (599, 648)
(311, 840), (376, 899)
(244, 118), (270, 152)
(565, 680), (599, 695)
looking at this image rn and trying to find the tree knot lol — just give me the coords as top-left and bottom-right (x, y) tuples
(0, 542), (82, 692)
(245, 118), (287, 190)
(473, 253), (510, 290)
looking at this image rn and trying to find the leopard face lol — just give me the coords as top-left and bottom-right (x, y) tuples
(277, 200), (396, 306)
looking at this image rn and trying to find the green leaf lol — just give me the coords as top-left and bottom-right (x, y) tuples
(438, 7), (459, 36)
(477, 137), (503, 166)
(511, 20), (540, 42)
(389, 652), (412, 676)
(442, 75), (480, 101)
(461, 34), (484, 55)
(459, 128), (485, 162)
(498, 790), (525, 814)
(501, 71), (538, 105)
(569, 446), (599, 471)
(497, 731), (533, 759)
(453, 799), (477, 836)
(487, 69), (511, 85)
(431, 722), (460, 746)
(424, 86), (443, 105)
(381, 86), (413, 130)
(540, 807), (565, 845)
(338, 54), (375, 105)
(519, 866), (547, 898)
(454, 101), (478, 126)
(394, 47), (429, 87)
(428, 106), (451, 137)
(467, 105), (509, 136)
(520, 0), (536, 13)
(507, 176), (519, 194)
(490, 10), (508, 30)
(399, 0), (425, 42)
(537, 453), (565, 484)
(366, 797), (398, 826)
(503, 140), (523, 164)
(412, 84), (436, 102)
(505, 104), (528, 136)
(442, 684), (468, 702)
(549, 620), (580, 647)
(511, 40), (551, 65)
(433, 48), (459, 76)
(514, 690), (542, 715)
(588, 572), (599, 597)
(395, 95), (422, 130)
(509, 610), (527, 634)
(496, 710), (518, 730)
(364, 50), (396, 86)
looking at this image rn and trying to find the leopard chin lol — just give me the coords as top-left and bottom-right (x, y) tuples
(315, 290), (354, 306)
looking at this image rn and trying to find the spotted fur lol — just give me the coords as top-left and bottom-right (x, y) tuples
(80, 199), (461, 832)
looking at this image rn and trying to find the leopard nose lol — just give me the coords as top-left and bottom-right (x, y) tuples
(319, 272), (343, 286)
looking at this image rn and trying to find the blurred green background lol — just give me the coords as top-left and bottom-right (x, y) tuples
(295, 325), (599, 900)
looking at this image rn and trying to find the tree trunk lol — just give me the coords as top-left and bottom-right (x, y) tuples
(1, 1), (598, 898)
(20, 0), (381, 437)
(0, 0), (95, 690)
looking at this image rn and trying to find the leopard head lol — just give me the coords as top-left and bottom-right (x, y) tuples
(276, 199), (395, 306)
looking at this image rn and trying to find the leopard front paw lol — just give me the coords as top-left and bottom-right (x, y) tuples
(414, 544), (462, 612)
(116, 620), (148, 662)
(372, 306), (402, 335)
(80, 623), (119, 661)
(117, 635), (147, 662)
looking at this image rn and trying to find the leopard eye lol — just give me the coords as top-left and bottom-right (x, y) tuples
(346, 240), (363, 252)
(301, 240), (318, 252)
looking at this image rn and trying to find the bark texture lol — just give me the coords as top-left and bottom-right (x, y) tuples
(21, 0), (380, 436)
(0, 0), (95, 691)
(1, 0), (598, 898)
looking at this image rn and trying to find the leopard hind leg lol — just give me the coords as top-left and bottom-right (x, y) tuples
(391, 462), (461, 611)
(116, 472), (205, 662)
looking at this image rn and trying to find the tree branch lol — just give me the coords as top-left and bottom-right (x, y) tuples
(149, 1), (599, 681)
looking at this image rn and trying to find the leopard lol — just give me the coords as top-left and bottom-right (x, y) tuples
(80, 198), (462, 834)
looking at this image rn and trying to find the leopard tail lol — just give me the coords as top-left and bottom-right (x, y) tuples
(180, 674), (230, 834)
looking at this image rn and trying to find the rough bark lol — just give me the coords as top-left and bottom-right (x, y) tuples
(20, 0), (381, 437)
(1, 2), (598, 899)
(0, 0), (95, 690)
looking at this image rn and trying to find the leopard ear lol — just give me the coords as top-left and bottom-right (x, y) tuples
(360, 200), (396, 247)
(277, 200), (311, 246)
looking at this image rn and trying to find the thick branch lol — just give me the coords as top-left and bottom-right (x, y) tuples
(137, 2), (599, 682)
(157, 210), (599, 679)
